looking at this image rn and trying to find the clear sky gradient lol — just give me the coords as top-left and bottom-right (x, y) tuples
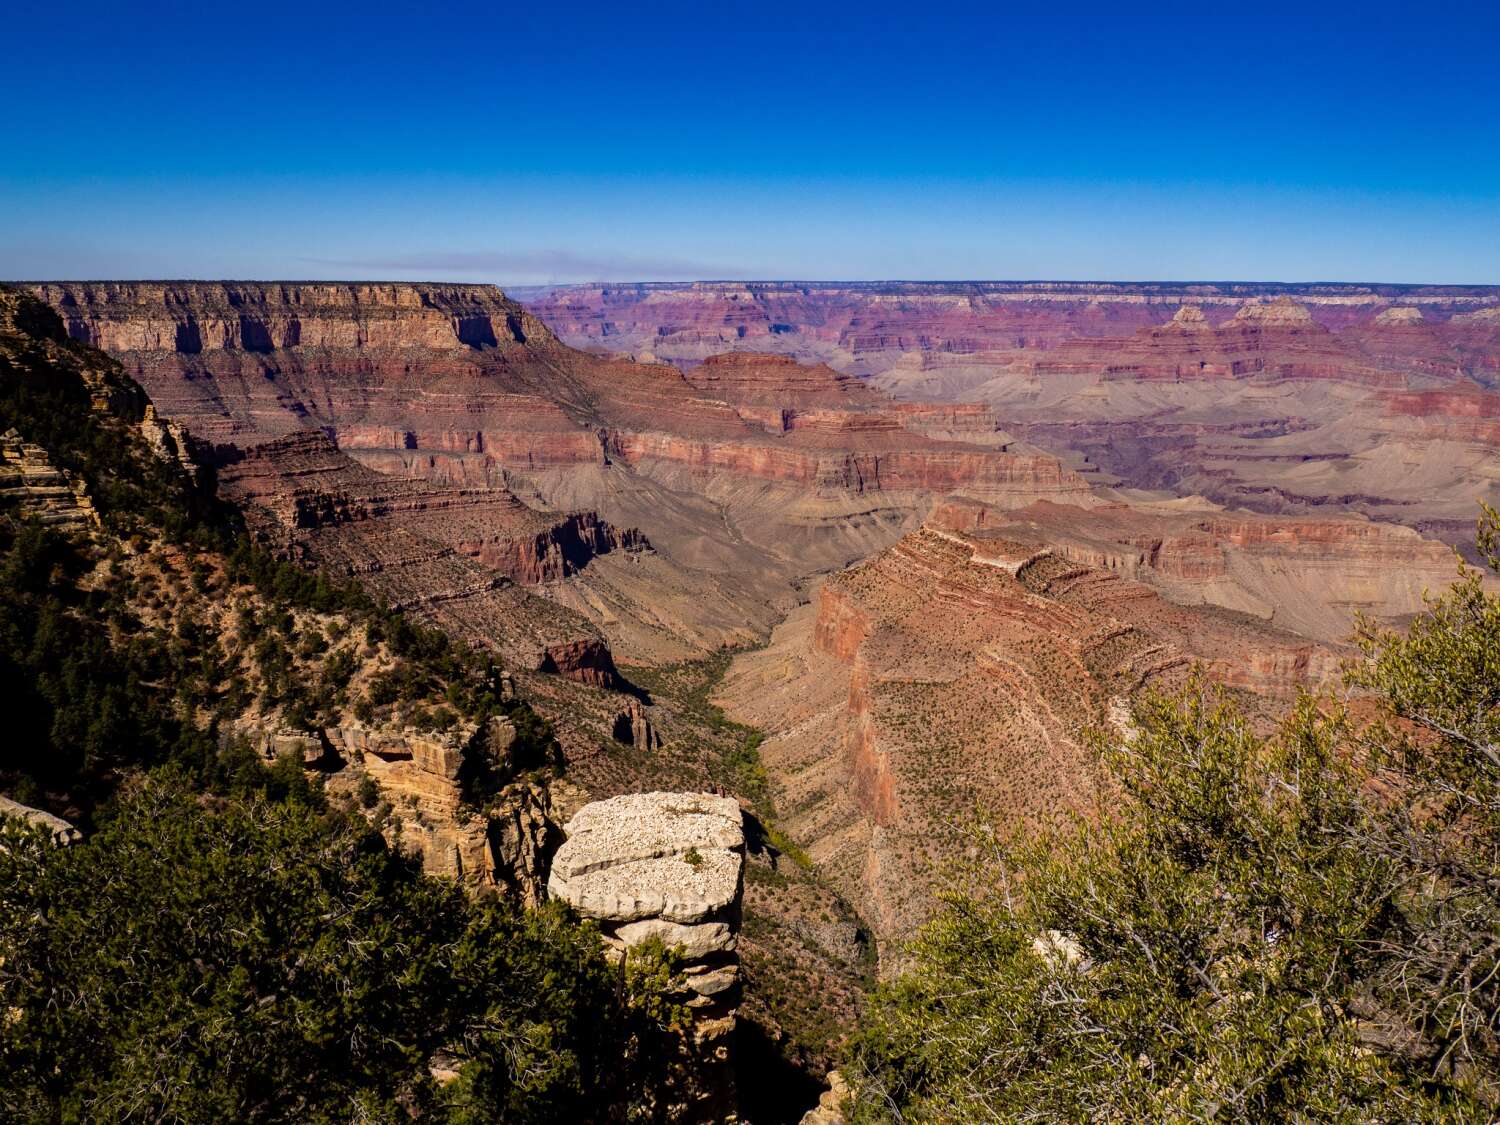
(4, 0), (1498, 284)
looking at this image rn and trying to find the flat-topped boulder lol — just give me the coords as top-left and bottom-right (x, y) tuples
(548, 792), (744, 924)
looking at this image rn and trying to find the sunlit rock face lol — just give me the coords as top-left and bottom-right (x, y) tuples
(522, 280), (1500, 549)
(35, 281), (1104, 668)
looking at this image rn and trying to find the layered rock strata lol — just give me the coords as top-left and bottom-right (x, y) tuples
(33, 282), (1092, 509)
(929, 496), (1462, 644)
(0, 429), (98, 529)
(34, 281), (1105, 660)
(217, 431), (626, 684)
(717, 508), (1345, 952)
(522, 281), (1500, 547)
(237, 707), (560, 897)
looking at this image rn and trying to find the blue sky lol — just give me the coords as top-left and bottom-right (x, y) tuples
(4, 0), (1498, 284)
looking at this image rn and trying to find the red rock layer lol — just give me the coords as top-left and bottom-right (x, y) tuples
(520, 282), (1500, 546)
(927, 497), (1462, 644)
(217, 431), (626, 686)
(717, 516), (1343, 949)
(34, 283), (1096, 510)
(522, 280), (1500, 366)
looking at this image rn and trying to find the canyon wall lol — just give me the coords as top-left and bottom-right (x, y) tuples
(715, 508), (1351, 953)
(522, 282), (1500, 548)
(35, 282), (1102, 661)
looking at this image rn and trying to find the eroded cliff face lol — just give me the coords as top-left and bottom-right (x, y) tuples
(928, 496), (1464, 644)
(33, 283), (1088, 504)
(0, 429), (99, 530)
(36, 282), (1100, 662)
(522, 282), (1500, 549)
(716, 509), (1349, 954)
(36, 281), (551, 357)
(217, 431), (628, 688)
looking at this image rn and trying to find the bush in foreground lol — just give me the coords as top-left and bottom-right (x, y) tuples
(0, 771), (683, 1123)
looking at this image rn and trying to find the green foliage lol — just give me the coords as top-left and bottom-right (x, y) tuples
(1342, 503), (1500, 1102)
(847, 510), (1500, 1122)
(0, 772), (684, 1123)
(0, 520), (220, 804)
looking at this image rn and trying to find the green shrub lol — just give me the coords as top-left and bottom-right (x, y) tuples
(848, 509), (1500, 1122)
(0, 772), (683, 1122)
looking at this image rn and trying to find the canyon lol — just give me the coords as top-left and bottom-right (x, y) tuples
(524, 281), (1500, 549)
(29, 278), (1488, 997)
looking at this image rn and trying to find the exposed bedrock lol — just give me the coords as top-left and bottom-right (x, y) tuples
(215, 431), (628, 689)
(34, 281), (551, 356)
(218, 429), (648, 585)
(717, 508), (1350, 954)
(236, 711), (561, 898)
(521, 282), (1500, 545)
(0, 795), (83, 845)
(35, 282), (1103, 662)
(928, 496), (1464, 644)
(0, 428), (99, 530)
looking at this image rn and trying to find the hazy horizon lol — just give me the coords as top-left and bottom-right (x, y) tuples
(16, 277), (1500, 290)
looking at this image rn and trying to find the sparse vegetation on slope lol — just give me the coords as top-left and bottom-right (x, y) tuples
(846, 510), (1500, 1121)
(0, 771), (687, 1123)
(0, 287), (556, 818)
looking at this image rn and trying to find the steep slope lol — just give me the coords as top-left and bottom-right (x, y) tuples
(715, 508), (1351, 953)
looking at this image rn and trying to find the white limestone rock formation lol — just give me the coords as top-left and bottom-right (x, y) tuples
(548, 791), (746, 1119)
(0, 795), (82, 845)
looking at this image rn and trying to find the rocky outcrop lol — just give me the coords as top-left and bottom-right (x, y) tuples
(548, 792), (746, 1121)
(612, 697), (661, 751)
(238, 713), (545, 890)
(219, 430), (648, 585)
(1228, 296), (1317, 326)
(230, 695), (571, 900)
(0, 795), (82, 845)
(216, 431), (628, 686)
(0, 429), (98, 530)
(953, 498), (1465, 644)
(800, 1071), (850, 1125)
(488, 780), (565, 907)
